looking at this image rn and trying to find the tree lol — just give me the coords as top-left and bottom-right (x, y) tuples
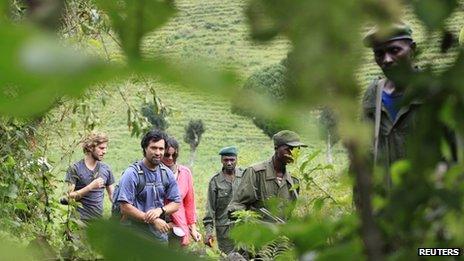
(141, 98), (170, 131)
(183, 119), (205, 166)
(318, 107), (340, 164)
(232, 59), (290, 138)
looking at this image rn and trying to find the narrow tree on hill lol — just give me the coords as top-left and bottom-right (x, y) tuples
(141, 99), (171, 131)
(184, 119), (205, 166)
(318, 107), (339, 164)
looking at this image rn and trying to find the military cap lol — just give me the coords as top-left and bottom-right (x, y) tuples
(219, 146), (238, 156)
(273, 130), (307, 148)
(363, 23), (413, 47)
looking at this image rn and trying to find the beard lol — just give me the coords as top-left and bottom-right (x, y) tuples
(91, 151), (103, 161)
(224, 165), (235, 172)
(149, 156), (161, 166)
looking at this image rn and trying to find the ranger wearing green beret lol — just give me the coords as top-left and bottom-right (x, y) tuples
(227, 130), (307, 223)
(203, 146), (243, 254)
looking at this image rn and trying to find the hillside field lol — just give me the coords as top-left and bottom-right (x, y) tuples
(41, 0), (464, 252)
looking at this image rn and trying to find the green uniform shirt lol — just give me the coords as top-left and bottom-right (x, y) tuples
(227, 158), (299, 222)
(203, 168), (243, 253)
(362, 77), (421, 187)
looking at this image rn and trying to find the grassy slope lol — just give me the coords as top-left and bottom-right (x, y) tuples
(47, 0), (343, 222)
(45, 0), (464, 239)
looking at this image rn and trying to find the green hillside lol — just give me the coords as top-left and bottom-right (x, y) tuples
(46, 0), (345, 224)
(45, 0), (463, 236)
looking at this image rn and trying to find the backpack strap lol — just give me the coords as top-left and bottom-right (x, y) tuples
(373, 78), (385, 164)
(159, 166), (170, 192)
(134, 162), (146, 196)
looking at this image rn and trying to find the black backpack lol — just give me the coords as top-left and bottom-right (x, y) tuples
(111, 162), (169, 219)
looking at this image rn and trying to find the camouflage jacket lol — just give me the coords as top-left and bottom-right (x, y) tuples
(227, 158), (299, 222)
(362, 77), (422, 187)
(203, 168), (243, 236)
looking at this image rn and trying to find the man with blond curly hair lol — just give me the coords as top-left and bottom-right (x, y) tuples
(64, 132), (115, 221)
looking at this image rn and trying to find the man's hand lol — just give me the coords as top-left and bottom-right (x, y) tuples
(89, 177), (105, 189)
(152, 218), (170, 233)
(144, 208), (163, 224)
(204, 233), (215, 247)
(191, 229), (202, 242)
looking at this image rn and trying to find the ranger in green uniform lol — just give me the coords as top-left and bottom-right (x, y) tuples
(203, 146), (243, 254)
(362, 23), (419, 188)
(227, 130), (307, 222)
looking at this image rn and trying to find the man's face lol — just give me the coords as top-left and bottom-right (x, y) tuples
(90, 142), (108, 161)
(144, 139), (165, 166)
(221, 155), (237, 172)
(373, 39), (415, 78)
(275, 145), (295, 165)
(162, 146), (177, 167)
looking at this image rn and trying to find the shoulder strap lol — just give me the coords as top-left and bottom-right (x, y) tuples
(134, 162), (146, 195)
(373, 78), (384, 164)
(159, 167), (169, 191)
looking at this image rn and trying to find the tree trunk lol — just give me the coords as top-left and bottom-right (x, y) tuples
(189, 146), (196, 167)
(346, 141), (384, 261)
(327, 133), (333, 164)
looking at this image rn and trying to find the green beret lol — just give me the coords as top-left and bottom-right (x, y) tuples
(219, 146), (237, 156)
(273, 130), (307, 148)
(363, 23), (413, 47)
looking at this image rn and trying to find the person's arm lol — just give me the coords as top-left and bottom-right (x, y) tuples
(105, 168), (116, 202)
(227, 167), (257, 218)
(183, 170), (201, 241)
(163, 201), (180, 215)
(67, 178), (104, 200)
(184, 170), (197, 226)
(106, 184), (115, 202)
(120, 202), (146, 222)
(203, 179), (216, 246)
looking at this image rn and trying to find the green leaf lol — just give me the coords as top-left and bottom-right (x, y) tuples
(14, 202), (28, 211)
(95, 0), (176, 59)
(0, 25), (123, 117)
(315, 240), (363, 261)
(390, 160), (411, 186)
(411, 0), (458, 30)
(230, 222), (279, 249)
(86, 219), (195, 261)
(0, 239), (34, 260)
(284, 219), (332, 252)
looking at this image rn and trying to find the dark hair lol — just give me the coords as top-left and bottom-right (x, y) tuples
(141, 129), (168, 156)
(166, 137), (179, 152)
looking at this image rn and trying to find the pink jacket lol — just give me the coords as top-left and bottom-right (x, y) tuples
(170, 165), (197, 246)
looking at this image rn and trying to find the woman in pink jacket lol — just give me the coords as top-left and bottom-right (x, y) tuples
(162, 137), (201, 246)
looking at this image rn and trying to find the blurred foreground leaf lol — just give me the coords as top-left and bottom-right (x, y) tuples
(0, 25), (238, 118)
(410, 0), (458, 31)
(230, 222), (279, 250)
(87, 219), (195, 261)
(96, 0), (176, 59)
(0, 239), (34, 260)
(0, 25), (121, 117)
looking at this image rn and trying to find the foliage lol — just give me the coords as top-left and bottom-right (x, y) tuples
(184, 119), (205, 166)
(239, 0), (464, 260)
(141, 93), (171, 131)
(232, 59), (290, 138)
(1, 0), (464, 260)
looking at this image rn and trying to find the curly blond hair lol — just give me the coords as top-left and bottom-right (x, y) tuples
(82, 132), (109, 153)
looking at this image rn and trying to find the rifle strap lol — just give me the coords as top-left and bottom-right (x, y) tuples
(373, 78), (385, 164)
